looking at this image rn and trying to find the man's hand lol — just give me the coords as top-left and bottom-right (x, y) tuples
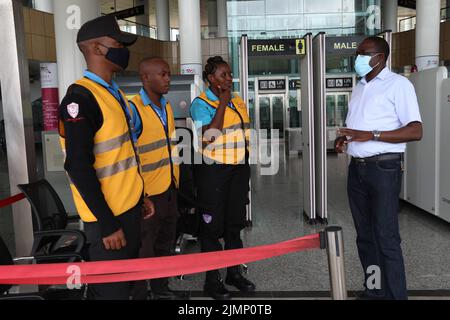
(334, 136), (347, 153)
(142, 197), (156, 220)
(102, 228), (126, 251)
(338, 128), (374, 143)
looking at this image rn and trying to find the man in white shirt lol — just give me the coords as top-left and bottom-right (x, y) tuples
(335, 36), (423, 300)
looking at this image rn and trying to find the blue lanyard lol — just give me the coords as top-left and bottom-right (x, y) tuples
(84, 74), (137, 143)
(149, 101), (168, 130)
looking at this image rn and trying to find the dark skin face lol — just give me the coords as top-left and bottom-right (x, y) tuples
(207, 63), (233, 97)
(80, 36), (126, 83)
(139, 59), (171, 107)
(201, 62), (233, 135)
(355, 39), (386, 82)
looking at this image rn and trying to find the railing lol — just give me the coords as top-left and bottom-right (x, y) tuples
(399, 6), (450, 32)
(117, 18), (157, 39)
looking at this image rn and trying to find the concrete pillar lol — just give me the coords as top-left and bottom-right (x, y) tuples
(135, 0), (150, 37)
(53, 0), (100, 100)
(382, 0), (398, 32)
(416, 0), (441, 70)
(33, 0), (53, 13)
(156, 0), (170, 41)
(0, 0), (37, 260)
(217, 0), (227, 38)
(178, 0), (202, 76)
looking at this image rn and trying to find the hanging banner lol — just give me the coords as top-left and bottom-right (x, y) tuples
(40, 63), (59, 132)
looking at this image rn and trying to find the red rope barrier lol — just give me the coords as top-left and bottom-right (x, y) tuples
(0, 233), (321, 285)
(0, 193), (25, 209)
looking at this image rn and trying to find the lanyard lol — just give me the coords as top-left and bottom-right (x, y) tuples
(84, 75), (137, 143)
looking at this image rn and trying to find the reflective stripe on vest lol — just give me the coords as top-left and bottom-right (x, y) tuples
(59, 78), (143, 222)
(131, 94), (180, 196)
(197, 92), (251, 165)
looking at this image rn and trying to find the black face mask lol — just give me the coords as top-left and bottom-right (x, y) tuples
(99, 43), (130, 70)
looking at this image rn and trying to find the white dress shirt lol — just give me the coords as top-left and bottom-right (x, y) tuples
(345, 67), (422, 158)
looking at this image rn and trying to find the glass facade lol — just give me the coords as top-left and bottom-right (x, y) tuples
(228, 0), (381, 80)
(228, 0), (381, 39)
(226, 0), (381, 132)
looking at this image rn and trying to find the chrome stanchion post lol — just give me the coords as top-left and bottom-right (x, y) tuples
(324, 226), (347, 300)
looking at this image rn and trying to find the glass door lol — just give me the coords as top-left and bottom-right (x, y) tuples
(256, 94), (287, 142)
(259, 96), (271, 139)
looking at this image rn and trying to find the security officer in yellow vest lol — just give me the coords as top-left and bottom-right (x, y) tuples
(190, 56), (255, 300)
(59, 16), (149, 300)
(128, 57), (182, 300)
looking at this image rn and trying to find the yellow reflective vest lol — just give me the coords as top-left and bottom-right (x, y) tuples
(130, 94), (180, 196)
(59, 78), (143, 222)
(196, 92), (250, 165)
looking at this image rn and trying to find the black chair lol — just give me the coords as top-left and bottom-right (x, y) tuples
(17, 179), (87, 260)
(0, 233), (84, 300)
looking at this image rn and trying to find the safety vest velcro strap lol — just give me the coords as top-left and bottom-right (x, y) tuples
(141, 157), (171, 173)
(96, 156), (138, 179)
(138, 139), (168, 154)
(94, 132), (131, 155)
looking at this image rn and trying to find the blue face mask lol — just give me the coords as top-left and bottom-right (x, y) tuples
(355, 54), (381, 77)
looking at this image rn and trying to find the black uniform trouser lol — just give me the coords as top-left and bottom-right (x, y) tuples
(84, 204), (141, 300)
(195, 163), (250, 280)
(132, 185), (178, 299)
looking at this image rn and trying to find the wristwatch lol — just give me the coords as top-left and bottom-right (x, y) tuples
(372, 130), (382, 141)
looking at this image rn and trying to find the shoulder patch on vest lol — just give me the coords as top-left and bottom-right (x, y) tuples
(67, 103), (79, 119)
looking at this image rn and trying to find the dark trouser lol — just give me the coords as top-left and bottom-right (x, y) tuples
(195, 164), (250, 281)
(84, 204), (141, 300)
(347, 156), (407, 300)
(132, 185), (178, 299)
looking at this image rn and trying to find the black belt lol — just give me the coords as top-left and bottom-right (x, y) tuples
(352, 153), (404, 163)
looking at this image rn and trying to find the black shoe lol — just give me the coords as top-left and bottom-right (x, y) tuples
(225, 273), (256, 292)
(204, 278), (231, 300)
(152, 289), (190, 300)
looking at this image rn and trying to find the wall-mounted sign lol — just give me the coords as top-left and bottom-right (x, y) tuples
(249, 39), (305, 57)
(259, 79), (286, 91)
(326, 78), (353, 89)
(326, 36), (366, 55)
(289, 79), (301, 90)
(108, 5), (145, 20)
(40, 63), (59, 131)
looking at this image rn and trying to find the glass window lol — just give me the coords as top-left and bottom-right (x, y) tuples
(304, 14), (343, 30)
(304, 0), (342, 14)
(266, 15), (303, 31)
(229, 0), (266, 16)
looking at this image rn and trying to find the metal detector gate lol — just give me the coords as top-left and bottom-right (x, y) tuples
(313, 32), (327, 224)
(300, 33), (316, 223)
(240, 33), (328, 226)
